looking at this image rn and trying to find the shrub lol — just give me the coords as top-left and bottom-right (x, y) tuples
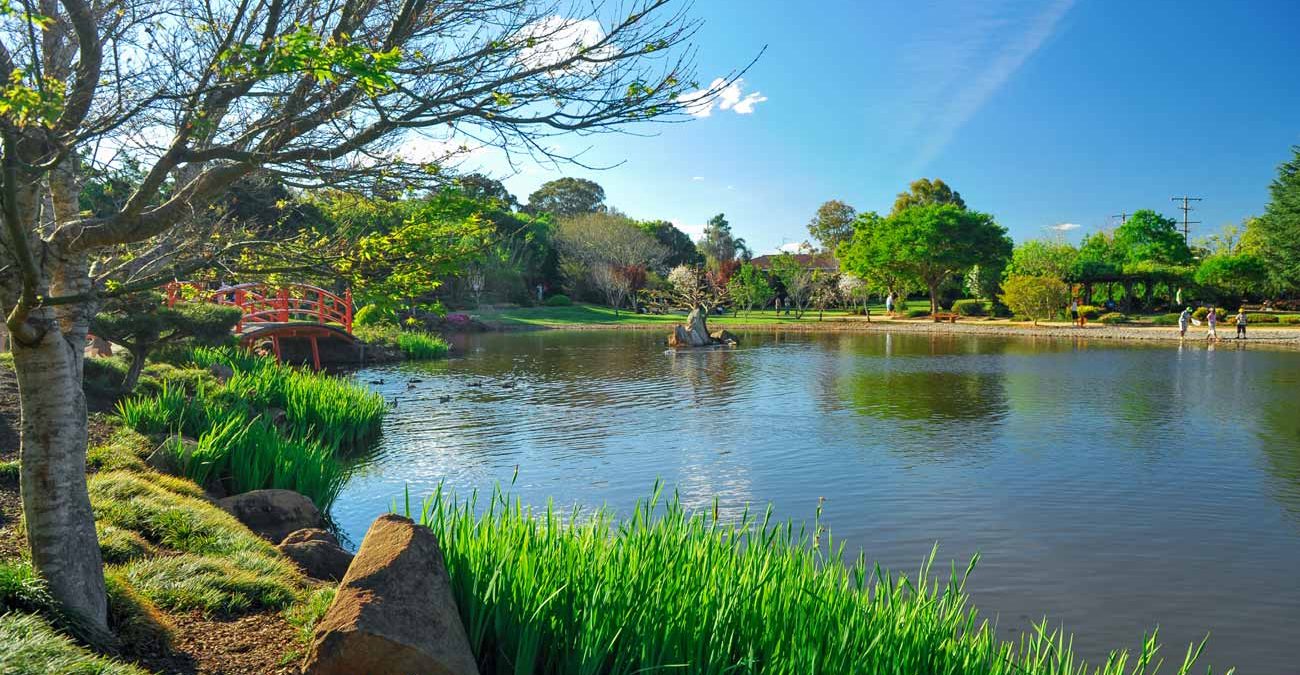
(544, 294), (572, 306)
(1098, 312), (1128, 325)
(104, 570), (175, 654)
(1151, 313), (1182, 326)
(952, 299), (986, 316)
(0, 459), (18, 481)
(0, 561), (56, 616)
(1282, 315), (1300, 325)
(395, 331), (451, 359)
(86, 427), (153, 473)
(415, 484), (1216, 675)
(1078, 305), (1101, 320)
(1000, 275), (1069, 323)
(905, 308), (930, 318)
(353, 304), (393, 327)
(1246, 313), (1280, 323)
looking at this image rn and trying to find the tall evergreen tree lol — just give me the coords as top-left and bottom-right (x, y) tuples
(1256, 146), (1300, 293)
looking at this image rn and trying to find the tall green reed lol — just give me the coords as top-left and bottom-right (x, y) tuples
(414, 483), (1228, 675)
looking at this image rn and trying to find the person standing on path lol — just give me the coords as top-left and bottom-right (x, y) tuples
(1235, 308), (1247, 339)
(1178, 306), (1192, 339)
(1070, 299), (1081, 327)
(1206, 306), (1218, 342)
(885, 292), (895, 316)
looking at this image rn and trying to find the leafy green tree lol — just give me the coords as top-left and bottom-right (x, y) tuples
(526, 178), (606, 217)
(554, 212), (666, 314)
(637, 220), (703, 269)
(452, 174), (518, 210)
(1113, 210), (1193, 266)
(91, 294), (242, 390)
(837, 211), (919, 299)
(697, 213), (750, 267)
(770, 253), (815, 318)
(0, 0), (714, 635)
(807, 200), (856, 251)
(1195, 253), (1270, 302)
(725, 263), (773, 316)
(890, 178), (966, 216)
(1255, 146), (1300, 293)
(1001, 275), (1069, 324)
(844, 204), (1011, 314)
(1006, 240), (1079, 281)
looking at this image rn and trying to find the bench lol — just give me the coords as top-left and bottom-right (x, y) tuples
(932, 312), (959, 323)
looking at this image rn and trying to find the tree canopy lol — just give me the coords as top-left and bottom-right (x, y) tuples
(637, 220), (702, 269)
(1255, 146), (1300, 293)
(1006, 240), (1079, 281)
(807, 200), (856, 251)
(526, 178), (608, 217)
(697, 213), (749, 266)
(890, 178), (967, 216)
(1113, 210), (1193, 267)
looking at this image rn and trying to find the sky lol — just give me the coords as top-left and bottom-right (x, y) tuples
(455, 0), (1300, 254)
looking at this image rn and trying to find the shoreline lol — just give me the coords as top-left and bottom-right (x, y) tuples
(485, 316), (1300, 350)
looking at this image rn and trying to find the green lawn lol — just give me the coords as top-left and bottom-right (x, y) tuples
(471, 303), (878, 327)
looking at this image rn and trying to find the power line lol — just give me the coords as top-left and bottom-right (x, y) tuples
(1170, 196), (1202, 243)
(1110, 212), (1129, 228)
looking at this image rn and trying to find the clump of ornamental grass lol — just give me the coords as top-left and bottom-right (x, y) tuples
(413, 484), (1223, 675)
(395, 331), (450, 359)
(0, 612), (148, 675)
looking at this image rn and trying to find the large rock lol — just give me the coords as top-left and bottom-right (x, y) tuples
(303, 514), (477, 675)
(669, 308), (714, 348)
(710, 329), (739, 345)
(278, 529), (353, 582)
(217, 490), (323, 543)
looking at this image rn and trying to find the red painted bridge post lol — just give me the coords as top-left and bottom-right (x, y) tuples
(344, 289), (353, 334)
(279, 288), (290, 322)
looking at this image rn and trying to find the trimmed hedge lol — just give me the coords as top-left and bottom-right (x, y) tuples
(1098, 312), (1128, 325)
(905, 308), (930, 319)
(1078, 305), (1101, 320)
(1151, 313), (1182, 326)
(1246, 313), (1280, 323)
(544, 294), (573, 306)
(1192, 307), (1227, 322)
(952, 299), (986, 317)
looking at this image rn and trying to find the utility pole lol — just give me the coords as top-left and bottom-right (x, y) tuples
(1110, 212), (1129, 228)
(1170, 196), (1202, 243)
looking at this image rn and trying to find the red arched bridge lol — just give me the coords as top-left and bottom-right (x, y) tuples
(166, 282), (354, 369)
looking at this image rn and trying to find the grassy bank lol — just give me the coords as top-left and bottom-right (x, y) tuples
(474, 304), (870, 327)
(115, 346), (384, 510)
(416, 484), (1223, 675)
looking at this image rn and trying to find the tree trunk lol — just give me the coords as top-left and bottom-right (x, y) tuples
(928, 284), (939, 315)
(13, 330), (112, 644)
(123, 348), (147, 392)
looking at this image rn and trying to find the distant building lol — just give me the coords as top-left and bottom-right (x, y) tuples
(749, 252), (839, 273)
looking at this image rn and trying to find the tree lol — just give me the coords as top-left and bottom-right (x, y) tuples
(697, 213), (749, 267)
(0, 0), (724, 636)
(889, 178), (966, 216)
(844, 204), (1011, 314)
(1255, 146), (1300, 293)
(770, 253), (814, 318)
(526, 178), (606, 217)
(1006, 240), (1079, 281)
(554, 212), (666, 314)
(809, 271), (840, 320)
(637, 219), (702, 269)
(837, 273), (871, 313)
(1001, 275), (1070, 325)
(452, 174), (518, 210)
(1195, 253), (1270, 302)
(91, 294), (242, 390)
(1113, 210), (1193, 266)
(725, 263), (773, 316)
(837, 211), (919, 299)
(807, 200), (856, 251)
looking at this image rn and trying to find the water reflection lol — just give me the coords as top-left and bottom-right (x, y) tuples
(336, 330), (1300, 674)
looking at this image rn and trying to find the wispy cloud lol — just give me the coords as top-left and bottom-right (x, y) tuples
(1048, 222), (1081, 232)
(672, 219), (707, 240)
(682, 78), (768, 118)
(893, 0), (1076, 172)
(691, 176), (705, 182)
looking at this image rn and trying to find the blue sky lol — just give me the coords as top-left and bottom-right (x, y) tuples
(466, 0), (1300, 253)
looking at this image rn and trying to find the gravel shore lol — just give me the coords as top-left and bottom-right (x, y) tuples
(495, 316), (1300, 350)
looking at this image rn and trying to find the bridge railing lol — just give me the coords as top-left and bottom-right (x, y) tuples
(166, 282), (353, 334)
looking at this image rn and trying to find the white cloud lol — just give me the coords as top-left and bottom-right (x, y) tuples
(691, 176), (705, 181)
(671, 219), (707, 240)
(681, 78), (768, 118)
(1048, 222), (1081, 232)
(778, 241), (805, 254)
(516, 17), (615, 74)
(395, 134), (486, 164)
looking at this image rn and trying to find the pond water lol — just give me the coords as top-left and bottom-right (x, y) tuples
(335, 330), (1300, 673)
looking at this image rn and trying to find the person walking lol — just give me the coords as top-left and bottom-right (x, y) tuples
(1069, 299), (1081, 328)
(1178, 306), (1192, 339)
(1206, 306), (1218, 342)
(885, 292), (895, 316)
(1235, 308), (1247, 339)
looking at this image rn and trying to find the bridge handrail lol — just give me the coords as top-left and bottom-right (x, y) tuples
(165, 281), (353, 334)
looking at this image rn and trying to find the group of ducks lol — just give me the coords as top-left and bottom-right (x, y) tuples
(368, 376), (516, 408)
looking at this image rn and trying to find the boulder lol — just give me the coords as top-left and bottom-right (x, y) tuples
(710, 329), (739, 345)
(146, 436), (198, 476)
(669, 308), (714, 348)
(217, 490), (323, 543)
(303, 514), (477, 675)
(208, 362), (235, 383)
(278, 529), (353, 582)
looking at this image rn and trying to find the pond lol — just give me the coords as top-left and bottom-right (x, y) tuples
(335, 329), (1300, 673)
